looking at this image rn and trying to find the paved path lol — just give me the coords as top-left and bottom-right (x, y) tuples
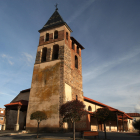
(0, 131), (140, 140)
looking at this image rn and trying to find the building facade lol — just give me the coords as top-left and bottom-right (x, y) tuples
(126, 113), (140, 132)
(0, 108), (5, 130)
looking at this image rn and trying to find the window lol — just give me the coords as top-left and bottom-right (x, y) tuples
(52, 45), (59, 60)
(133, 118), (136, 122)
(41, 47), (47, 62)
(66, 32), (68, 40)
(75, 55), (78, 69)
(72, 42), (75, 50)
(76, 95), (78, 100)
(1, 110), (3, 113)
(77, 46), (79, 54)
(88, 106), (92, 111)
(54, 30), (58, 39)
(46, 33), (49, 41)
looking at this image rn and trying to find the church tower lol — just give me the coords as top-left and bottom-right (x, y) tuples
(26, 8), (84, 131)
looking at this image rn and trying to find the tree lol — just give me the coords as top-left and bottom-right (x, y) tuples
(60, 100), (87, 140)
(132, 119), (140, 134)
(30, 111), (47, 138)
(93, 107), (116, 139)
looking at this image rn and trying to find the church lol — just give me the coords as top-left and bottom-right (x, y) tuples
(3, 8), (133, 132)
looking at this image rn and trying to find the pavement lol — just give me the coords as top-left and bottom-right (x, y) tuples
(0, 131), (140, 140)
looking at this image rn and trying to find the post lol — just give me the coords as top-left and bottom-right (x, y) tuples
(73, 121), (75, 140)
(116, 113), (118, 132)
(14, 106), (21, 131)
(122, 115), (124, 132)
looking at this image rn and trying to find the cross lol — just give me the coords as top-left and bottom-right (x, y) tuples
(55, 3), (58, 11)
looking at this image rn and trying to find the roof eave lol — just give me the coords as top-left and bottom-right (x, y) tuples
(70, 37), (85, 50)
(38, 23), (72, 33)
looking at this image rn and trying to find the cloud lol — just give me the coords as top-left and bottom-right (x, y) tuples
(0, 92), (14, 97)
(66, 0), (95, 24)
(83, 48), (140, 83)
(22, 52), (33, 62)
(134, 104), (140, 113)
(22, 52), (34, 66)
(1, 54), (14, 65)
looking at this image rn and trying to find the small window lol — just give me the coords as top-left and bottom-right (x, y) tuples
(52, 45), (59, 60)
(76, 95), (78, 100)
(46, 33), (49, 41)
(66, 32), (68, 40)
(54, 30), (58, 39)
(41, 47), (47, 62)
(77, 46), (79, 54)
(1, 110), (3, 113)
(75, 55), (78, 69)
(72, 42), (75, 50)
(0, 117), (3, 120)
(88, 106), (92, 111)
(133, 118), (136, 122)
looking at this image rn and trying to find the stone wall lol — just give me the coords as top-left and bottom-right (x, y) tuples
(26, 61), (61, 132)
(6, 110), (26, 130)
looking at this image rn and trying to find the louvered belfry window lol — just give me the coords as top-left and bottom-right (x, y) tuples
(54, 30), (58, 39)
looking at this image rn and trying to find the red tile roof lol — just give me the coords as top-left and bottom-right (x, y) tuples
(4, 100), (28, 107)
(84, 96), (133, 120)
(126, 113), (140, 117)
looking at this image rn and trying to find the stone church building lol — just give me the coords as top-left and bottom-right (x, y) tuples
(3, 9), (133, 132)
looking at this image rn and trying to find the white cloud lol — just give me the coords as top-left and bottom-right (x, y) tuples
(1, 54), (14, 65)
(134, 104), (140, 113)
(67, 0), (95, 24)
(22, 52), (34, 66)
(83, 48), (140, 83)
(0, 92), (14, 97)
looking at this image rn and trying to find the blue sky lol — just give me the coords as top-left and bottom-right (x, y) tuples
(0, 0), (140, 113)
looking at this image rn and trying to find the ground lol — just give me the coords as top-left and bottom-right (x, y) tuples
(0, 131), (140, 140)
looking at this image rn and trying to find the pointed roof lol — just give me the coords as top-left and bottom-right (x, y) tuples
(39, 10), (72, 32)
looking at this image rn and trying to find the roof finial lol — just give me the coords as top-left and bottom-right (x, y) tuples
(55, 3), (58, 11)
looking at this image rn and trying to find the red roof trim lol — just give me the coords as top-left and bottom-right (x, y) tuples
(126, 113), (140, 117)
(84, 96), (133, 120)
(4, 100), (28, 107)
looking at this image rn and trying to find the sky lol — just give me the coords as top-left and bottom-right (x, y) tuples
(0, 0), (140, 113)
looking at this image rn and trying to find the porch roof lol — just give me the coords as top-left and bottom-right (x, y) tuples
(4, 100), (28, 111)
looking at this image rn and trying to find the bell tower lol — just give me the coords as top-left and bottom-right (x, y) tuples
(26, 8), (85, 131)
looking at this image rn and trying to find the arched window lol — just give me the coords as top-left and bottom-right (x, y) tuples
(75, 55), (78, 69)
(88, 106), (92, 111)
(52, 45), (59, 60)
(41, 47), (47, 62)
(54, 30), (58, 39)
(66, 32), (68, 40)
(46, 33), (49, 41)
